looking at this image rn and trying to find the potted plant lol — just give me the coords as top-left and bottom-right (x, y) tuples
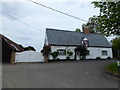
(67, 49), (73, 60)
(50, 51), (59, 61)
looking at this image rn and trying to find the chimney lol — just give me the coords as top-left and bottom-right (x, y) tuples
(83, 26), (90, 34)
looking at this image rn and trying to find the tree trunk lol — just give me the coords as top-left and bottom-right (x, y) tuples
(44, 55), (48, 63)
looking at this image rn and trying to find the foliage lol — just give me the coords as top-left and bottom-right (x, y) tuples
(96, 57), (101, 60)
(67, 49), (73, 60)
(67, 49), (73, 58)
(76, 28), (81, 32)
(50, 51), (59, 60)
(105, 63), (120, 75)
(82, 15), (100, 33)
(41, 45), (51, 56)
(24, 46), (36, 51)
(88, 2), (120, 36)
(107, 57), (111, 59)
(112, 37), (120, 50)
(19, 45), (24, 49)
(111, 37), (120, 57)
(75, 45), (88, 59)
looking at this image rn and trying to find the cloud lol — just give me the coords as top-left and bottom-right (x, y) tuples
(1, 1), (99, 51)
(2, 2), (24, 20)
(18, 37), (32, 40)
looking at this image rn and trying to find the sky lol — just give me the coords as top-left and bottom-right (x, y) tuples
(0, 0), (110, 51)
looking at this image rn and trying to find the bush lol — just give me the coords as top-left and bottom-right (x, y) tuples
(107, 57), (111, 59)
(66, 57), (70, 60)
(96, 57), (101, 60)
(105, 63), (120, 76)
(50, 51), (59, 60)
(75, 45), (88, 59)
(57, 58), (60, 61)
(67, 49), (73, 58)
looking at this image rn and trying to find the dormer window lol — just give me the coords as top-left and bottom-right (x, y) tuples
(82, 37), (89, 47)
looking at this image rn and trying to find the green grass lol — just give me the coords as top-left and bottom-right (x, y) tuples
(106, 63), (120, 75)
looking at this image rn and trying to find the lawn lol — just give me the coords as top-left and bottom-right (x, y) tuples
(105, 63), (120, 76)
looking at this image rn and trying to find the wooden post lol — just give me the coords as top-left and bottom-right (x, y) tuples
(11, 51), (15, 64)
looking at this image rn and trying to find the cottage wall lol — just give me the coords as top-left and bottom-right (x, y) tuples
(49, 46), (113, 60)
(49, 46), (76, 60)
(86, 47), (113, 59)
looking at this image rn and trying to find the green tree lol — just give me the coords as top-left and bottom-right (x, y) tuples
(90, 2), (120, 36)
(76, 28), (81, 32)
(111, 37), (120, 57)
(75, 45), (88, 59)
(50, 51), (59, 60)
(24, 46), (36, 51)
(83, 15), (100, 33)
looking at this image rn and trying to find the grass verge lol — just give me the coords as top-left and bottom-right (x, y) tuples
(105, 63), (120, 77)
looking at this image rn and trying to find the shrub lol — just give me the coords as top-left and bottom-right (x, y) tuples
(66, 57), (70, 60)
(50, 51), (59, 60)
(105, 63), (120, 76)
(57, 58), (60, 61)
(67, 49), (73, 59)
(107, 57), (111, 59)
(75, 45), (88, 59)
(96, 57), (101, 60)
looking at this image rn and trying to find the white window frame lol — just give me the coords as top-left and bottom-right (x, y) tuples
(57, 49), (66, 56)
(102, 51), (108, 56)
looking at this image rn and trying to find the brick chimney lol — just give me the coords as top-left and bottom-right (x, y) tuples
(82, 26), (90, 34)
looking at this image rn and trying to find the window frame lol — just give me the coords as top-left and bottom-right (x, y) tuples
(57, 49), (66, 56)
(102, 51), (108, 56)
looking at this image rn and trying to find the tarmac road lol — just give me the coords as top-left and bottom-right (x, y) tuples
(2, 60), (119, 88)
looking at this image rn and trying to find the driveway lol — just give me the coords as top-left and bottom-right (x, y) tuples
(2, 60), (119, 88)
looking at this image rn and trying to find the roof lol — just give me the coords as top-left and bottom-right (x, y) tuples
(46, 28), (111, 47)
(0, 34), (24, 52)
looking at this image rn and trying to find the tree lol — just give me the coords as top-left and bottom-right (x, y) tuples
(41, 45), (51, 62)
(82, 15), (100, 33)
(24, 46), (36, 51)
(76, 28), (81, 32)
(50, 51), (59, 61)
(75, 45), (88, 59)
(111, 37), (120, 57)
(90, 2), (120, 36)
(19, 45), (24, 49)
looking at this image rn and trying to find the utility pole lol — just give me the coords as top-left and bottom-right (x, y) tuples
(117, 49), (120, 71)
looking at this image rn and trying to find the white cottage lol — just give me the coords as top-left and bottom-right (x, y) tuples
(44, 28), (113, 60)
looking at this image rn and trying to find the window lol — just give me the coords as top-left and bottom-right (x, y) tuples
(82, 37), (89, 47)
(102, 51), (107, 56)
(82, 40), (89, 47)
(57, 49), (66, 55)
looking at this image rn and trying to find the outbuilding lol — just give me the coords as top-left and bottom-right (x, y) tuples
(1, 34), (24, 63)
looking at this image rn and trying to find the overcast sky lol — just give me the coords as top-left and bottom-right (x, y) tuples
(0, 0), (103, 51)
